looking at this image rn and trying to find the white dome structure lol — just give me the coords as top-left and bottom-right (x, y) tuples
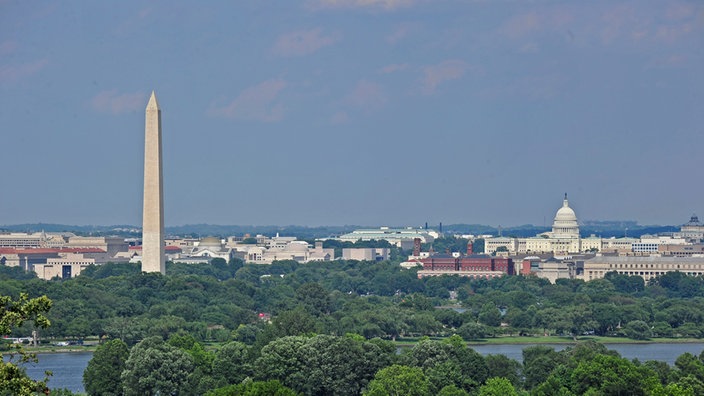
(551, 193), (579, 238)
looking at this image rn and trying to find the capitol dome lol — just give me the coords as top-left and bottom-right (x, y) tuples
(551, 193), (579, 238)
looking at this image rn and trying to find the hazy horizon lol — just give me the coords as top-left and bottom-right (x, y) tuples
(0, 219), (680, 230)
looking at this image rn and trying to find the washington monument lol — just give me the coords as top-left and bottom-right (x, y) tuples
(142, 91), (165, 274)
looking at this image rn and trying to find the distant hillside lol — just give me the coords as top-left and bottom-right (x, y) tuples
(0, 223), (138, 235)
(164, 224), (358, 239)
(0, 223), (358, 239)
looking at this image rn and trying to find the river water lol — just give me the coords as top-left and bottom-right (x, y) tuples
(10, 343), (704, 393)
(470, 342), (704, 365)
(5, 352), (93, 393)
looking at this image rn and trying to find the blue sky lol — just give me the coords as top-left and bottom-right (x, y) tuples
(1, 0), (702, 227)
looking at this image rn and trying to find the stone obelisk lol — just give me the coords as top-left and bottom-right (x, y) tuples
(142, 91), (165, 274)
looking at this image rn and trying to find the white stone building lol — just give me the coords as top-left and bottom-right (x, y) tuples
(674, 215), (704, 242)
(485, 195), (599, 255)
(236, 238), (334, 264)
(336, 227), (436, 249)
(342, 248), (390, 261)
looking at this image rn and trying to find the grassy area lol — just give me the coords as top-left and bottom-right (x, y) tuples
(4, 335), (702, 355)
(2, 345), (98, 354)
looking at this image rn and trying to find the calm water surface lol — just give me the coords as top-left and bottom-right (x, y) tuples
(5, 352), (93, 393)
(11, 343), (704, 393)
(471, 342), (704, 365)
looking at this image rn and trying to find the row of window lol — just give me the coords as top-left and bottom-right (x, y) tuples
(609, 263), (701, 269)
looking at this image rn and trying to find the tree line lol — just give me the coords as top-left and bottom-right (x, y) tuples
(3, 258), (704, 343)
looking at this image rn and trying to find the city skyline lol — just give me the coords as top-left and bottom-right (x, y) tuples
(2, 1), (702, 227)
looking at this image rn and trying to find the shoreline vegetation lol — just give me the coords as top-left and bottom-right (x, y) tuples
(7, 335), (704, 355)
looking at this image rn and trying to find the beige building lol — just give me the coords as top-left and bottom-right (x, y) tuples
(674, 215), (704, 242)
(0, 248), (60, 271)
(600, 237), (639, 253)
(336, 227), (436, 249)
(0, 232), (74, 248)
(580, 255), (704, 282)
(1, 247), (130, 280)
(66, 236), (128, 256)
(659, 244), (704, 257)
(0, 232), (50, 248)
(175, 237), (237, 263)
(519, 254), (587, 284)
(342, 248), (390, 261)
(536, 259), (574, 283)
(239, 239), (334, 264)
(33, 254), (95, 280)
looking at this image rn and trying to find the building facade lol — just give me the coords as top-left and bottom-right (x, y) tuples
(416, 254), (514, 278)
(580, 255), (704, 282)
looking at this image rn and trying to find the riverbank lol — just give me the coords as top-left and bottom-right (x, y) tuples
(2, 345), (97, 355)
(5, 335), (703, 355)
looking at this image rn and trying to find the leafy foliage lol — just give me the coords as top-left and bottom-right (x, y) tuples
(0, 293), (52, 396)
(5, 257), (704, 394)
(120, 336), (195, 395)
(83, 339), (129, 396)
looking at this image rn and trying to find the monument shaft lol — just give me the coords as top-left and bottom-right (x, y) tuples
(142, 91), (165, 274)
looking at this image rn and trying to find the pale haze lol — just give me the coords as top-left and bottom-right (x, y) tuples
(1, 1), (702, 227)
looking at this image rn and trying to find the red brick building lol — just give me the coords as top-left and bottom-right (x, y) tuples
(416, 254), (514, 278)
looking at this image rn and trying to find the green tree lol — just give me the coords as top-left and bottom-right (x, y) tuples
(674, 353), (704, 383)
(254, 336), (308, 391)
(272, 306), (318, 337)
(456, 322), (486, 340)
(206, 379), (298, 396)
(478, 377), (518, 396)
(565, 340), (618, 363)
(425, 361), (466, 395)
(532, 366), (575, 396)
(437, 384), (469, 396)
(624, 320), (652, 340)
(121, 336), (195, 396)
(478, 303), (502, 327)
(82, 339), (129, 396)
(522, 346), (565, 390)
(604, 272), (645, 294)
(591, 303), (620, 336)
(485, 354), (522, 387)
(0, 293), (52, 396)
(400, 337), (487, 393)
(103, 316), (146, 345)
(212, 341), (252, 387)
(295, 282), (331, 316)
(364, 365), (428, 396)
(255, 335), (388, 396)
(570, 354), (655, 395)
